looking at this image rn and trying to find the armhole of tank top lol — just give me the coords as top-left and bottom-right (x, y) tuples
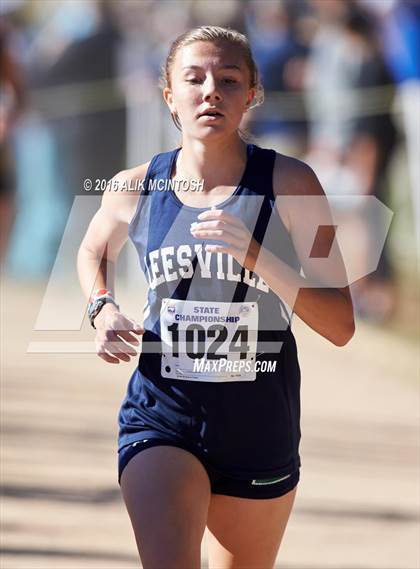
(269, 149), (292, 238)
(267, 148), (277, 204)
(270, 152), (304, 279)
(269, 149), (301, 323)
(268, 149), (284, 226)
(127, 155), (159, 239)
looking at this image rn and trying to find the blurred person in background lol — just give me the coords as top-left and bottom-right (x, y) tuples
(340, 9), (398, 322)
(0, 18), (25, 263)
(245, 0), (309, 155)
(3, 0), (127, 277)
(191, 0), (245, 32)
(35, 0), (126, 210)
(109, 0), (191, 166)
(377, 0), (420, 256)
(305, 2), (398, 322)
(4, 1), (79, 277)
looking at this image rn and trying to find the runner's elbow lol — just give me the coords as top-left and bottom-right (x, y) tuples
(331, 318), (355, 347)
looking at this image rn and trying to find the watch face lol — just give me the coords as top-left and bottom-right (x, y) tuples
(88, 297), (118, 324)
(88, 298), (106, 319)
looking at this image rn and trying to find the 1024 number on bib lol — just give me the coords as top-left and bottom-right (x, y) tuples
(160, 298), (258, 382)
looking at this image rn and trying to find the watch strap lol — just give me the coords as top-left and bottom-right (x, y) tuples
(88, 291), (119, 329)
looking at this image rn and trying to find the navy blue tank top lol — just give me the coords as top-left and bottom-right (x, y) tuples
(118, 143), (302, 479)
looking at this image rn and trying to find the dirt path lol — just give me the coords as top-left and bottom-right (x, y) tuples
(1, 280), (418, 568)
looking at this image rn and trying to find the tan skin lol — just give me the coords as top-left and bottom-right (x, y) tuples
(78, 40), (354, 568)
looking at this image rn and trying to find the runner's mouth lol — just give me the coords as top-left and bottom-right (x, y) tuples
(197, 110), (224, 119)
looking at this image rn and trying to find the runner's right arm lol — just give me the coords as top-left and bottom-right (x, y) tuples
(77, 163), (149, 363)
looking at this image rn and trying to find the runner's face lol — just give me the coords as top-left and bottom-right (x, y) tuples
(164, 41), (255, 139)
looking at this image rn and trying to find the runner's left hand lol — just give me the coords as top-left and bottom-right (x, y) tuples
(190, 208), (260, 271)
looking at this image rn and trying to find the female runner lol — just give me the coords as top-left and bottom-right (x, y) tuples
(78, 26), (354, 569)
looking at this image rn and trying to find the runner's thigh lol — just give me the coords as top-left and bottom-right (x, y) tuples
(207, 487), (297, 569)
(120, 445), (211, 569)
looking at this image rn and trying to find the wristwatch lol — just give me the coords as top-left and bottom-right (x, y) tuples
(88, 294), (119, 329)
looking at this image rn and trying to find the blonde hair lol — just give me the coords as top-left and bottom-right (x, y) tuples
(160, 25), (264, 131)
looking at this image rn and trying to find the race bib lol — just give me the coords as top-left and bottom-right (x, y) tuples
(160, 298), (259, 382)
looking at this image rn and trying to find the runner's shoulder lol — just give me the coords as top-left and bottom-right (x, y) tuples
(273, 152), (324, 197)
(101, 161), (151, 223)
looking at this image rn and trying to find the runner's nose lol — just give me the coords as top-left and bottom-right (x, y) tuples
(203, 78), (222, 103)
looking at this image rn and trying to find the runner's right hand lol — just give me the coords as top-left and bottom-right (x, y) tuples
(93, 303), (144, 364)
